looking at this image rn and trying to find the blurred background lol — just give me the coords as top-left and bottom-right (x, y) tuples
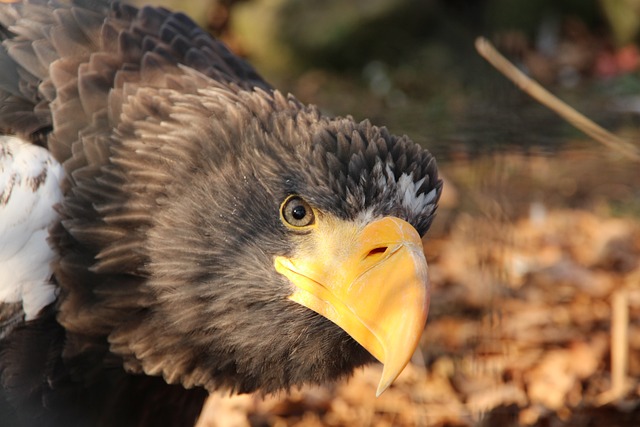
(132, 0), (640, 425)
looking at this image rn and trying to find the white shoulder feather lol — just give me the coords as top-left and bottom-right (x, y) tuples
(0, 136), (64, 320)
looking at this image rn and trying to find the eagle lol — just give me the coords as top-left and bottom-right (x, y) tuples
(0, 0), (442, 426)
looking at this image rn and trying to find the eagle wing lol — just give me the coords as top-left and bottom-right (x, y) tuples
(0, 136), (62, 326)
(0, 2), (269, 425)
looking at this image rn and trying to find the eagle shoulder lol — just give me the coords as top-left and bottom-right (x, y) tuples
(0, 136), (63, 322)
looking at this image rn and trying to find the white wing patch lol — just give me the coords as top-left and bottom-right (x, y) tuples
(0, 136), (64, 320)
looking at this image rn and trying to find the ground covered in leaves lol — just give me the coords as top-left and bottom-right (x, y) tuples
(197, 151), (640, 427)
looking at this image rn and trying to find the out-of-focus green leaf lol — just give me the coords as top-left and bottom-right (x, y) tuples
(600, 0), (640, 45)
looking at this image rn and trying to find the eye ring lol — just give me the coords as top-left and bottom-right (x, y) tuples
(280, 195), (315, 228)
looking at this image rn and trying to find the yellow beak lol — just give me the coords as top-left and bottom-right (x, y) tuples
(274, 216), (429, 396)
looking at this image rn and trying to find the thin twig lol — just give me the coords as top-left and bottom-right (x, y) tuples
(596, 288), (630, 405)
(475, 37), (640, 162)
(611, 288), (629, 397)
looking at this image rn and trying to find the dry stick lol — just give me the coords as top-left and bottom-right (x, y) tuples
(611, 289), (629, 397)
(595, 287), (630, 405)
(475, 37), (640, 162)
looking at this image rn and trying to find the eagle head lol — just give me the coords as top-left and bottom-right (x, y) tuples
(101, 84), (441, 395)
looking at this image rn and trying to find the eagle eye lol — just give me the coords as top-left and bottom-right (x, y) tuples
(281, 196), (315, 228)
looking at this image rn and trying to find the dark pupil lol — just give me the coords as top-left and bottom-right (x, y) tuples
(291, 204), (307, 220)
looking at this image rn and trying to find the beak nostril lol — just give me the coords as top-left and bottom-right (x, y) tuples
(366, 247), (388, 258)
